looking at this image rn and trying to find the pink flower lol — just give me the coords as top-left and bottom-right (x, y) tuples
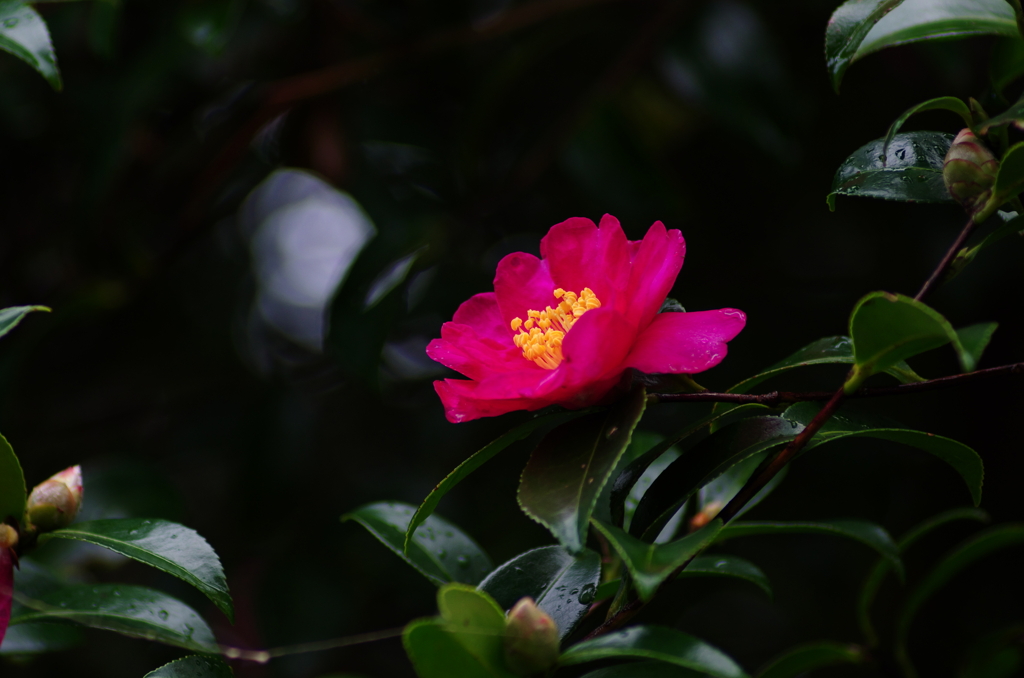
(426, 215), (746, 423)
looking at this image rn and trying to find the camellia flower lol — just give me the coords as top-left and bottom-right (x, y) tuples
(426, 215), (746, 423)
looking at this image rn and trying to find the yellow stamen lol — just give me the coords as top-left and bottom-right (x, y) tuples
(510, 287), (601, 369)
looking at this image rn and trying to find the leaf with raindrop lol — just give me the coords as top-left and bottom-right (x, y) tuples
(0, 1), (61, 90)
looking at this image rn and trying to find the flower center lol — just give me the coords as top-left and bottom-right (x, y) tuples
(510, 288), (601, 369)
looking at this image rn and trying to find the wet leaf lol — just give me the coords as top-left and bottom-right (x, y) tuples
(827, 132), (954, 210)
(824, 0), (907, 92)
(0, 2), (60, 90)
(43, 519), (234, 622)
(145, 655), (234, 677)
(518, 387), (646, 554)
(477, 546), (600, 640)
(560, 625), (748, 678)
(881, 97), (973, 162)
(343, 502), (492, 587)
(756, 642), (865, 678)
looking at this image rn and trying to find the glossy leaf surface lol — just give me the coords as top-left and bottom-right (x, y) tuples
(44, 519), (234, 622)
(0, 432), (26, 527)
(0, 2), (60, 89)
(631, 417), (803, 541)
(949, 213), (1024, 279)
(581, 660), (707, 677)
(519, 387), (646, 553)
(954, 322), (998, 372)
(682, 555), (772, 599)
(405, 409), (593, 553)
(437, 584), (508, 672)
(824, 0), (906, 91)
(591, 519), (723, 601)
(560, 625), (748, 678)
(145, 655), (234, 677)
(10, 584), (217, 652)
(992, 141), (1024, 210)
(977, 98), (1024, 133)
(757, 642), (865, 678)
(0, 305), (49, 341)
(828, 132), (954, 210)
(404, 618), (511, 678)
(343, 502), (492, 586)
(882, 97), (972, 162)
(695, 452), (788, 524)
(718, 521), (902, 578)
(477, 545), (600, 640)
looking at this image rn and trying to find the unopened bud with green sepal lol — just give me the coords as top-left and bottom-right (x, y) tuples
(27, 465), (83, 532)
(503, 597), (559, 676)
(944, 129), (999, 217)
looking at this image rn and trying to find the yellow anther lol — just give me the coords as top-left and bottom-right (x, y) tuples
(508, 287), (602, 369)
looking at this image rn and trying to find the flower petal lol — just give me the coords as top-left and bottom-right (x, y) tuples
(494, 252), (557, 331)
(560, 306), (637, 394)
(625, 221), (686, 330)
(625, 309), (746, 374)
(0, 548), (12, 647)
(426, 324), (525, 381)
(451, 292), (509, 344)
(540, 215), (631, 310)
(433, 379), (551, 423)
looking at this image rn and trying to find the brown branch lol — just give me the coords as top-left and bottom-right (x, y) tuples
(915, 216), (977, 301)
(649, 361), (1024, 406)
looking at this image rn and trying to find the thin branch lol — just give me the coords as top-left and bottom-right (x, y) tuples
(649, 361), (1024, 406)
(915, 216), (977, 301)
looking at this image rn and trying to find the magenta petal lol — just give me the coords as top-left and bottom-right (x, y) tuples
(540, 215), (631, 309)
(494, 252), (557, 331)
(426, 325), (523, 381)
(451, 292), (508, 344)
(625, 221), (686, 330)
(561, 307), (637, 387)
(625, 309), (746, 374)
(0, 548), (12, 648)
(433, 379), (551, 423)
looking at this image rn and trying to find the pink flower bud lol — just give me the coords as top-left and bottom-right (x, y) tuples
(944, 129), (999, 216)
(503, 597), (559, 676)
(27, 465), (83, 532)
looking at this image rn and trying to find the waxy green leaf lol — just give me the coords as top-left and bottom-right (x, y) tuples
(344, 502), (492, 587)
(695, 452), (788, 524)
(631, 417), (803, 541)
(718, 521), (902, 578)
(10, 584), (217, 652)
(145, 655), (234, 677)
(405, 409), (594, 554)
(976, 98), (1024, 134)
(0, 306), (49, 342)
(948, 212), (1024, 280)
(519, 387), (646, 554)
(882, 97), (973, 163)
(988, 141), (1024, 217)
(858, 507), (989, 646)
(581, 660), (708, 677)
(591, 519), (722, 601)
(682, 555), (772, 599)
(827, 132), (954, 210)
(824, 0), (907, 92)
(43, 519), (233, 622)
(0, 432), (26, 528)
(756, 642), (865, 678)
(0, 2), (60, 90)
(404, 618), (511, 678)
(478, 546), (600, 640)
(560, 625), (749, 678)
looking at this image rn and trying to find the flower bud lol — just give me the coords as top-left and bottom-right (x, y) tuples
(27, 465), (83, 532)
(0, 524), (17, 550)
(944, 129), (999, 216)
(503, 597), (559, 677)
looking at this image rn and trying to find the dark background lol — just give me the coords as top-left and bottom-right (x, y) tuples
(1, 0), (1022, 676)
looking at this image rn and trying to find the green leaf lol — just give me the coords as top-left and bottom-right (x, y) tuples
(988, 141), (1024, 215)
(827, 132), (954, 211)
(695, 452), (789, 524)
(477, 545), (601, 640)
(42, 519), (234, 622)
(726, 336), (924, 397)
(718, 521), (903, 579)
(518, 387), (646, 554)
(882, 97), (973, 163)
(405, 409), (594, 554)
(977, 98), (1024, 134)
(756, 642), (865, 678)
(857, 0), (1019, 63)
(630, 417), (803, 541)
(681, 555), (772, 599)
(609, 404), (771, 530)
(824, 0), (907, 92)
(858, 507), (989, 646)
(948, 212), (1024, 280)
(0, 432), (26, 528)
(145, 655), (234, 677)
(782, 402), (985, 506)
(0, 2), (60, 90)
(438, 584), (509, 672)
(10, 584), (217, 652)
(590, 519), (723, 601)
(403, 617), (512, 678)
(594, 430), (673, 528)
(343, 501), (493, 587)
(847, 292), (972, 391)
(0, 306), (49, 341)
(560, 625), (749, 678)
(954, 322), (998, 372)
(896, 524), (1024, 674)
(581, 660), (708, 678)
(0, 623), (83, 654)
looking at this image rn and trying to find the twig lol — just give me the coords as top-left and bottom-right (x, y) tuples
(915, 216), (977, 301)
